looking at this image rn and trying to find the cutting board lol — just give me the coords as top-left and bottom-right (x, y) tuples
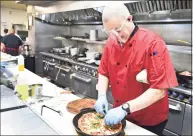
(66, 98), (96, 114)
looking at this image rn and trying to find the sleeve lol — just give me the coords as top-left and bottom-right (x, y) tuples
(98, 43), (109, 77)
(2, 36), (7, 45)
(17, 37), (23, 46)
(145, 39), (179, 89)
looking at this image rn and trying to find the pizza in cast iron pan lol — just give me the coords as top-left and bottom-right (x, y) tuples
(73, 108), (125, 136)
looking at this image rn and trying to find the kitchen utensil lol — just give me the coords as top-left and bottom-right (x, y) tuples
(41, 105), (63, 116)
(90, 30), (98, 41)
(78, 47), (88, 56)
(72, 108), (126, 136)
(70, 47), (78, 56)
(63, 46), (72, 53)
(95, 60), (100, 66)
(94, 53), (102, 60)
(66, 98), (96, 114)
(85, 51), (98, 59)
(86, 59), (96, 64)
(176, 70), (192, 88)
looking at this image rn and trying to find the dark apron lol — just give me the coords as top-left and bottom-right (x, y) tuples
(4, 47), (19, 56)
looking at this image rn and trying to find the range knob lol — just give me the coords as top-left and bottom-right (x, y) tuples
(85, 68), (89, 72)
(74, 65), (79, 70)
(82, 67), (86, 72)
(168, 90), (172, 96)
(172, 91), (179, 98)
(178, 94), (185, 101)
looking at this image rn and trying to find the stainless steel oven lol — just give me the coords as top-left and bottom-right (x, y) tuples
(163, 87), (192, 136)
(42, 60), (56, 79)
(163, 98), (186, 135)
(70, 72), (97, 98)
(54, 64), (72, 87)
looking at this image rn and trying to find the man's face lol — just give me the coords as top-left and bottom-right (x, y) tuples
(103, 17), (133, 44)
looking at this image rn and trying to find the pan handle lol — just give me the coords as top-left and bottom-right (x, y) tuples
(80, 108), (95, 112)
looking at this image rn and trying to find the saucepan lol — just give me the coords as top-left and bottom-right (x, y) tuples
(72, 108), (126, 136)
(175, 70), (192, 88)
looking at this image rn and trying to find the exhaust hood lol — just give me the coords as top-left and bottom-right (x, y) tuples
(35, 0), (192, 25)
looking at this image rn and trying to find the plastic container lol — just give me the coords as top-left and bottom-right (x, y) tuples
(18, 55), (25, 71)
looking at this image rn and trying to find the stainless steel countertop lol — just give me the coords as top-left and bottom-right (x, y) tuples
(0, 85), (26, 110)
(1, 107), (59, 135)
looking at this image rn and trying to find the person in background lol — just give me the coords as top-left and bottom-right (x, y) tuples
(1, 29), (23, 56)
(94, 4), (178, 136)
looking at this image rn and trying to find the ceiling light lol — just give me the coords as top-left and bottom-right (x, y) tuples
(15, 1), (21, 3)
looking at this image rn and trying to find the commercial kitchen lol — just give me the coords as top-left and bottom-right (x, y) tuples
(0, 1), (192, 136)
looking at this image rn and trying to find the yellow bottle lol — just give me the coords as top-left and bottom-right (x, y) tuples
(18, 55), (24, 71)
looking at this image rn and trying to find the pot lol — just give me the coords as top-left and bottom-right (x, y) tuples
(79, 48), (88, 56)
(94, 53), (102, 60)
(72, 108), (126, 136)
(70, 47), (78, 56)
(90, 30), (98, 41)
(64, 46), (72, 54)
(85, 51), (98, 59)
(176, 70), (192, 88)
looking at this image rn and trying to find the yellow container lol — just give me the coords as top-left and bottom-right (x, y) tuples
(15, 84), (30, 101)
(18, 64), (24, 71)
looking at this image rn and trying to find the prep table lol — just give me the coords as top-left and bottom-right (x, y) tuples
(4, 68), (156, 135)
(0, 85), (58, 135)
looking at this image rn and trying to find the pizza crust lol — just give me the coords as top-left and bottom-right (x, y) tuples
(78, 112), (122, 135)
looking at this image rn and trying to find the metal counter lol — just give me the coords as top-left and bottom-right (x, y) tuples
(1, 85), (59, 135)
(1, 107), (59, 135)
(1, 85), (26, 112)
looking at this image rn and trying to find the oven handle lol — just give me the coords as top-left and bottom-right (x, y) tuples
(42, 60), (55, 66)
(55, 65), (71, 73)
(71, 73), (91, 83)
(169, 104), (182, 111)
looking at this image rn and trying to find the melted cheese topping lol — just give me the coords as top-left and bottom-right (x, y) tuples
(78, 112), (122, 135)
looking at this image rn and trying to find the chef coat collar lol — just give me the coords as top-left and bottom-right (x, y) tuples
(128, 22), (139, 41)
(122, 22), (139, 47)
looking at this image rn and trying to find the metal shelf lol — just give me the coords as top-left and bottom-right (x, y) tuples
(70, 37), (106, 44)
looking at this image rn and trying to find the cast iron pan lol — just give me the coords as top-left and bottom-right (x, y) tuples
(73, 108), (126, 136)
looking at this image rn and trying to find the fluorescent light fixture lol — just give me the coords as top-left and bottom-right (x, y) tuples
(15, 1), (21, 3)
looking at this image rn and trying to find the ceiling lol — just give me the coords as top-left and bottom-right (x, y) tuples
(1, 0), (56, 11)
(1, 0), (27, 11)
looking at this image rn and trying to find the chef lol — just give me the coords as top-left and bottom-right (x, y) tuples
(94, 4), (178, 135)
(1, 29), (23, 56)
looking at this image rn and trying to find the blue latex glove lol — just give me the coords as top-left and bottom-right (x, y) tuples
(94, 94), (108, 115)
(104, 106), (127, 125)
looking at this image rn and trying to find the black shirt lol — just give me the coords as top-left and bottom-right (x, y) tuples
(2, 33), (22, 48)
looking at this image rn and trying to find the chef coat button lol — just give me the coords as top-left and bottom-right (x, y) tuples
(117, 62), (120, 65)
(117, 82), (119, 84)
(124, 86), (126, 89)
(125, 65), (128, 68)
(129, 44), (132, 47)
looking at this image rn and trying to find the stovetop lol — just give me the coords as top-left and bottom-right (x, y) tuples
(48, 52), (99, 68)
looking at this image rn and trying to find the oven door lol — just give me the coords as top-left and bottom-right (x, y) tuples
(42, 60), (55, 79)
(164, 98), (186, 135)
(55, 65), (71, 87)
(181, 104), (192, 136)
(70, 73), (93, 98)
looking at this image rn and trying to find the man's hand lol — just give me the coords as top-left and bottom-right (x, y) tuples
(94, 94), (108, 115)
(104, 106), (127, 125)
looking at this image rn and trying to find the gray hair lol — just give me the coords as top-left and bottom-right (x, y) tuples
(102, 3), (130, 23)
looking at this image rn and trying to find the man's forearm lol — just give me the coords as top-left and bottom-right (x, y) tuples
(97, 74), (109, 96)
(127, 88), (166, 113)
